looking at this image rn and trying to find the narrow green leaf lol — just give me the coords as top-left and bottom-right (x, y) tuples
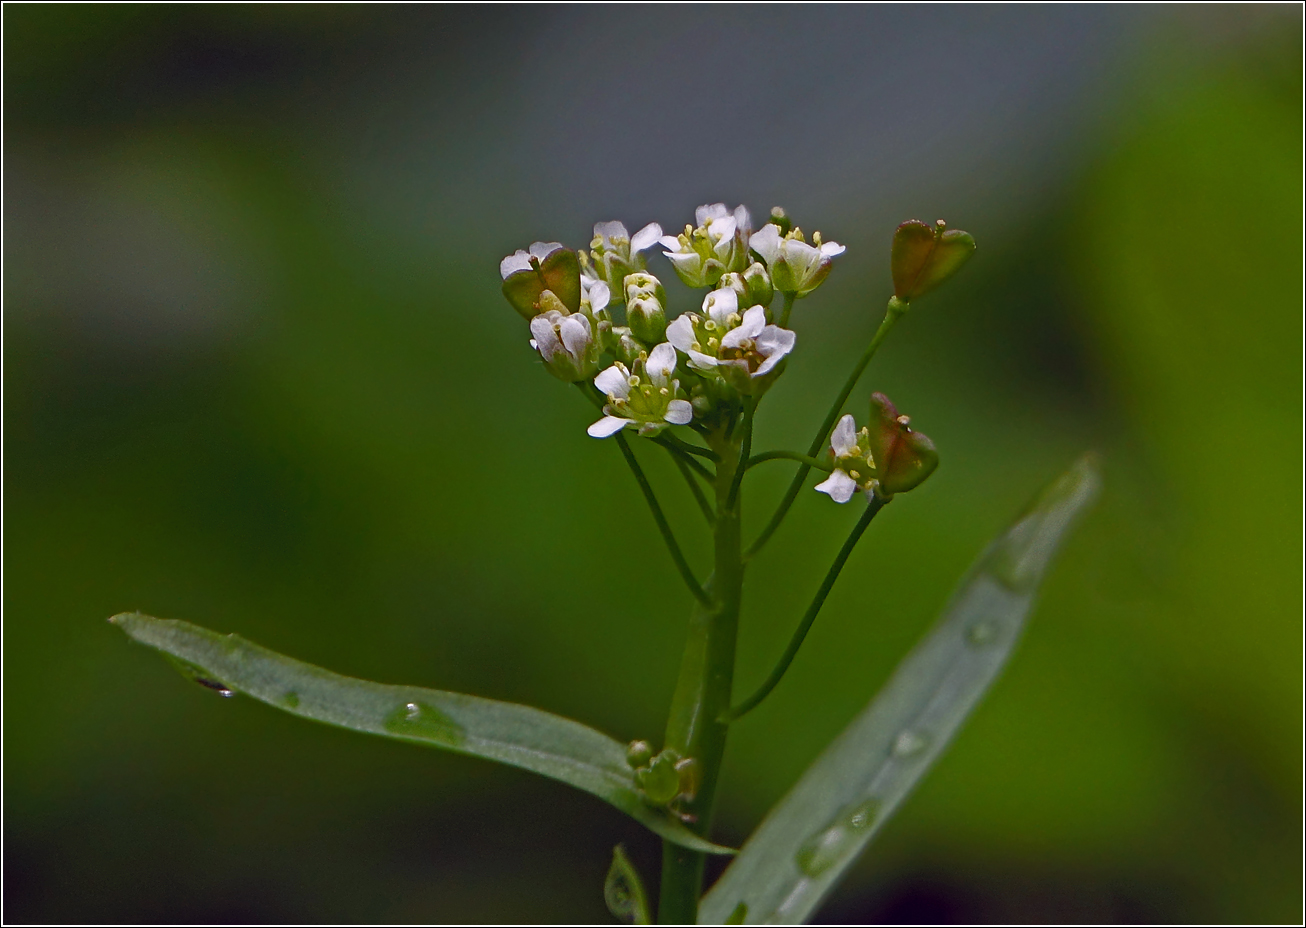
(109, 612), (733, 856)
(700, 455), (1100, 924)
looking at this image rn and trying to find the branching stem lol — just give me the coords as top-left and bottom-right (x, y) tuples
(615, 433), (712, 608)
(745, 299), (904, 559)
(724, 493), (887, 722)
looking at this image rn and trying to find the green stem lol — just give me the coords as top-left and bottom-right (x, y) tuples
(658, 426), (746, 924)
(660, 432), (720, 462)
(666, 446), (716, 527)
(724, 493), (886, 722)
(653, 436), (715, 483)
(615, 433), (712, 609)
(725, 396), (754, 511)
(777, 291), (796, 328)
(745, 298), (905, 559)
(746, 450), (833, 472)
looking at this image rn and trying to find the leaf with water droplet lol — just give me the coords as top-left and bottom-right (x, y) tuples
(604, 844), (651, 925)
(109, 612), (733, 856)
(699, 455), (1099, 924)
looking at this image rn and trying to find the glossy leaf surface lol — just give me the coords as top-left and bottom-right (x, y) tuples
(110, 612), (733, 856)
(700, 455), (1100, 923)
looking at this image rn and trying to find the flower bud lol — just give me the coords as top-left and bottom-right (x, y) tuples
(890, 219), (975, 302)
(626, 740), (654, 769)
(768, 206), (792, 236)
(742, 261), (774, 309)
(636, 750), (682, 805)
(500, 242), (581, 320)
(529, 308), (600, 383)
(603, 325), (646, 367)
(866, 392), (939, 497)
(623, 272), (668, 345)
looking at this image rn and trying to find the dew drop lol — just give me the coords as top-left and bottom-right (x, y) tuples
(966, 621), (998, 646)
(383, 701), (466, 745)
(794, 798), (880, 877)
(893, 729), (929, 757)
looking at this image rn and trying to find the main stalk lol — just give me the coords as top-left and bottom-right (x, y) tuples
(657, 424), (745, 923)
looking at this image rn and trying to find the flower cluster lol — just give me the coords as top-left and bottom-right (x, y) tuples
(500, 204), (845, 440)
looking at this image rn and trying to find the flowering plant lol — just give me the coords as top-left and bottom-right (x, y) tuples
(111, 204), (1098, 924)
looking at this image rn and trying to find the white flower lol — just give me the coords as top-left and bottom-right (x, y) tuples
(666, 295), (796, 396)
(587, 342), (694, 438)
(586, 221), (663, 297)
(814, 414), (876, 503)
(529, 308), (599, 383)
(499, 241), (565, 280)
(748, 224), (845, 297)
(659, 203), (753, 288)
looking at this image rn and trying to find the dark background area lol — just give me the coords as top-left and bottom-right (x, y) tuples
(4, 5), (1301, 923)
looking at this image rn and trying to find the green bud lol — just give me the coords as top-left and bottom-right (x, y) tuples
(890, 219), (975, 302)
(866, 392), (939, 497)
(769, 206), (792, 236)
(603, 325), (646, 366)
(637, 750), (682, 805)
(626, 740), (654, 769)
(742, 261), (774, 308)
(627, 296), (666, 345)
(623, 272), (666, 308)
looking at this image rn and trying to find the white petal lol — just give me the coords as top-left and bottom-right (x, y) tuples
(688, 349), (720, 371)
(660, 234), (684, 252)
(702, 288), (738, 325)
(665, 315), (697, 353)
(529, 241), (564, 261)
(781, 239), (822, 278)
(559, 314), (591, 358)
(588, 280), (611, 314)
(664, 399), (693, 425)
(500, 250), (533, 279)
(595, 364), (631, 399)
(814, 469), (858, 503)
(593, 221), (628, 246)
(720, 325), (751, 351)
(696, 203), (728, 226)
(647, 342), (678, 382)
(748, 225), (782, 265)
(752, 326), (796, 377)
(820, 241), (846, 258)
(756, 324), (796, 357)
(732, 205), (752, 235)
(588, 416), (634, 439)
(709, 214), (736, 242)
(631, 223), (663, 253)
(529, 315), (561, 360)
(738, 305), (766, 338)
(831, 414), (857, 457)
(665, 250), (702, 272)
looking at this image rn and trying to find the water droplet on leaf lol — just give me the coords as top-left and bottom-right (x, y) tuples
(966, 621), (998, 646)
(794, 798), (880, 877)
(383, 701), (466, 745)
(893, 729), (929, 757)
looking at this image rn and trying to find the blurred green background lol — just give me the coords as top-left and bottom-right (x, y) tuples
(4, 6), (1301, 923)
